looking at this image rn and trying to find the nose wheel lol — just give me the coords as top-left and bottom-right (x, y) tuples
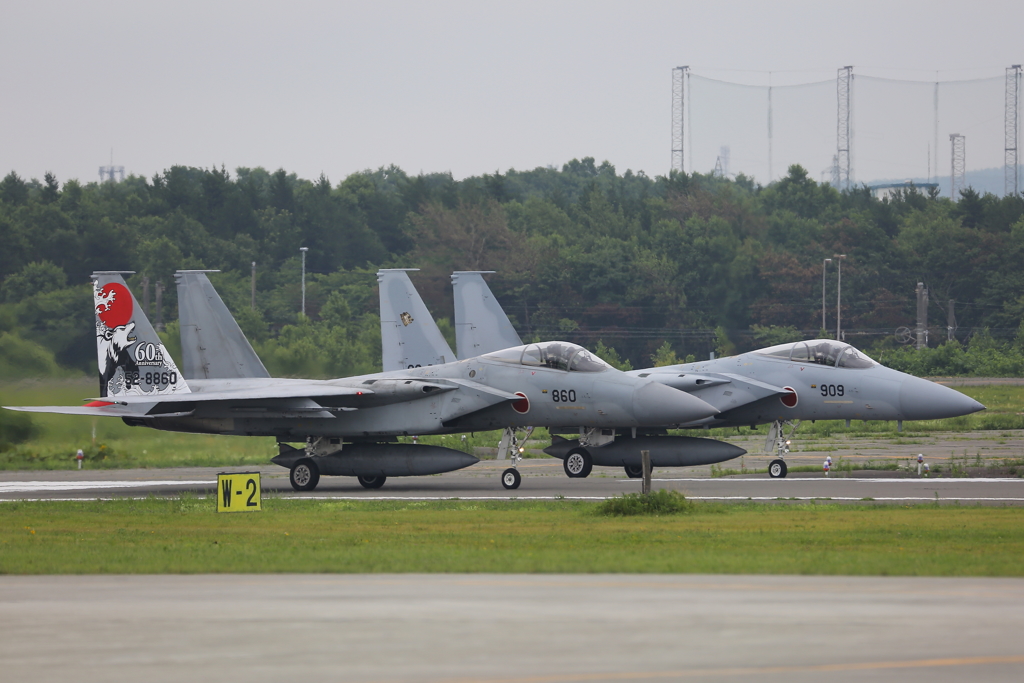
(501, 468), (521, 489)
(765, 419), (799, 479)
(496, 426), (531, 490)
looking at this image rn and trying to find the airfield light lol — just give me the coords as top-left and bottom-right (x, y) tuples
(833, 254), (846, 340)
(822, 258), (832, 331)
(299, 247), (309, 317)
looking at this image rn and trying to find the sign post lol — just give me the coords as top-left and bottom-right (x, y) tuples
(217, 472), (262, 513)
(641, 449), (652, 495)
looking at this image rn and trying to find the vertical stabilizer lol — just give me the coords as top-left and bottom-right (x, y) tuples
(378, 269), (454, 371)
(92, 272), (189, 398)
(175, 270), (271, 380)
(452, 271), (522, 359)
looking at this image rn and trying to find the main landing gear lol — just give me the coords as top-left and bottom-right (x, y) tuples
(290, 458), (320, 491)
(563, 448), (593, 478)
(624, 464), (644, 479)
(498, 426), (533, 490)
(766, 419), (800, 479)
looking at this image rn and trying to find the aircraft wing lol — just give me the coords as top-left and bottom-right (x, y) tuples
(4, 378), (461, 418)
(716, 373), (790, 397)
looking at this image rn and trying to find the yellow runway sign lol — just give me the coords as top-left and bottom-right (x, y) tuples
(217, 472), (262, 512)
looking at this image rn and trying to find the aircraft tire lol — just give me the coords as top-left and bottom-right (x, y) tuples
(501, 468), (521, 490)
(768, 459), (788, 479)
(563, 448), (593, 478)
(290, 458), (320, 491)
(624, 465), (643, 479)
(357, 475), (387, 489)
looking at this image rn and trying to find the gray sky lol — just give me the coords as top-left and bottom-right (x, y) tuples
(2, 1), (1021, 186)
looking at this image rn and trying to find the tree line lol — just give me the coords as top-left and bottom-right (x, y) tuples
(2, 159), (1024, 380)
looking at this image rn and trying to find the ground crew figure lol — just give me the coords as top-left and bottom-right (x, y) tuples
(823, 459), (830, 477)
(76, 449), (84, 470)
(917, 453), (924, 477)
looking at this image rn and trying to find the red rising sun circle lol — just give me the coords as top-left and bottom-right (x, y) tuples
(512, 391), (530, 414)
(96, 282), (133, 329)
(780, 386), (798, 408)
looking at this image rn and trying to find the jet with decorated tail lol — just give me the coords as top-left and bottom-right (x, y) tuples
(5, 271), (721, 491)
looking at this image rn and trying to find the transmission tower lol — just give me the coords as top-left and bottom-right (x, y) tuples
(99, 149), (124, 183)
(836, 66), (853, 191)
(1007, 65), (1022, 196)
(671, 66), (689, 174)
(950, 133), (966, 200)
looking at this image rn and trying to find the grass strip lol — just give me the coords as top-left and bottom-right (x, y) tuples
(1, 497), (1022, 576)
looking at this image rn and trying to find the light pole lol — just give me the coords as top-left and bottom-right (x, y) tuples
(822, 258), (832, 333)
(299, 247), (309, 318)
(834, 254), (846, 340)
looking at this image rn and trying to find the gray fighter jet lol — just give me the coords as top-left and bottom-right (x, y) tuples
(5, 271), (722, 491)
(442, 272), (986, 478)
(382, 270), (750, 479)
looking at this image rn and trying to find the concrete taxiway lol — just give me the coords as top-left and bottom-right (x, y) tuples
(1, 573), (1022, 683)
(2, 460), (1024, 504)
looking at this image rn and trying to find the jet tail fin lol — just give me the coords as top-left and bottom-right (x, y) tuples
(175, 270), (271, 380)
(451, 271), (522, 359)
(378, 269), (455, 371)
(92, 271), (189, 398)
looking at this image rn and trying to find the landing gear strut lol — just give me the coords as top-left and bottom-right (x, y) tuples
(765, 419), (800, 479)
(498, 426), (533, 490)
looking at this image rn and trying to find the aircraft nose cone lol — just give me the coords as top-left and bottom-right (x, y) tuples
(632, 381), (718, 426)
(899, 376), (985, 420)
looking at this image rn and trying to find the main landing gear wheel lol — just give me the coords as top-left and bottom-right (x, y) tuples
(564, 448), (593, 478)
(501, 468), (521, 490)
(624, 464), (644, 479)
(358, 475), (386, 489)
(290, 458), (320, 491)
(768, 459), (788, 479)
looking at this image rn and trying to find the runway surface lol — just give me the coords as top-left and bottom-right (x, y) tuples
(2, 460), (1024, 504)
(2, 573), (1022, 683)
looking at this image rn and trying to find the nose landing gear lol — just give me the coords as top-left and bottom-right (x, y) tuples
(498, 426), (533, 490)
(766, 419), (800, 479)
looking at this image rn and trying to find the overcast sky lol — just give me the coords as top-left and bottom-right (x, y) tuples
(2, 1), (1021, 187)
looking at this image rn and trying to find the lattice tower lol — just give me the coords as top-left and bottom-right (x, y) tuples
(836, 66), (853, 190)
(671, 66), (688, 173)
(950, 133), (966, 199)
(1007, 65), (1022, 196)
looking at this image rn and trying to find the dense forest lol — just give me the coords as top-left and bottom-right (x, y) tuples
(2, 160), (1024, 380)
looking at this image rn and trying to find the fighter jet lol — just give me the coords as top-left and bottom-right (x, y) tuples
(4, 271), (721, 491)
(382, 270), (750, 479)
(443, 272), (986, 478)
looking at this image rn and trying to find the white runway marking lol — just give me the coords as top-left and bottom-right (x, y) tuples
(641, 478), (1024, 484)
(0, 480), (213, 493)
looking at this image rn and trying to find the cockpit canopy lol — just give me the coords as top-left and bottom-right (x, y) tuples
(482, 341), (612, 372)
(752, 339), (877, 369)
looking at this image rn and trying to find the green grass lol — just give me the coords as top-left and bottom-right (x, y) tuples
(1, 497), (1023, 575)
